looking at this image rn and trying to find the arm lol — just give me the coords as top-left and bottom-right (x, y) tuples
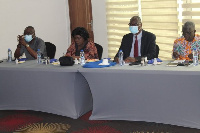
(26, 45), (37, 59)
(114, 34), (134, 62)
(84, 42), (99, 59)
(114, 34), (137, 63)
(36, 39), (46, 59)
(14, 35), (25, 59)
(66, 42), (76, 57)
(172, 39), (180, 59)
(16, 35), (38, 59)
(14, 43), (22, 59)
(142, 33), (156, 60)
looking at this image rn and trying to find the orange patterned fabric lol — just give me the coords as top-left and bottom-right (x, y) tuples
(173, 34), (200, 60)
(66, 41), (98, 59)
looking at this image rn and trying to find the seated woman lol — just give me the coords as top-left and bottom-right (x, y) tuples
(65, 27), (98, 60)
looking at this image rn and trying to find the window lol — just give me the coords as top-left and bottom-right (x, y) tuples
(141, 0), (178, 60)
(106, 0), (200, 60)
(106, 0), (139, 58)
(182, 0), (200, 34)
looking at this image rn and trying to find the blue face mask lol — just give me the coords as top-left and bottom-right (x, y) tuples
(24, 35), (33, 42)
(129, 26), (139, 34)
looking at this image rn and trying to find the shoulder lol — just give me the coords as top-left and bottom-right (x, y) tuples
(85, 41), (97, 51)
(142, 30), (156, 38)
(35, 37), (45, 44)
(87, 41), (95, 47)
(123, 33), (133, 38)
(68, 42), (75, 48)
(174, 36), (184, 44)
(195, 34), (200, 41)
(122, 33), (133, 41)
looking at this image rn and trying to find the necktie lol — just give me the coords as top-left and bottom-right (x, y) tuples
(134, 36), (138, 57)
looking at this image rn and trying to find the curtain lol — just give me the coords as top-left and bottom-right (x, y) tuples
(182, 0), (200, 34)
(106, 0), (200, 60)
(106, 0), (139, 58)
(141, 0), (178, 60)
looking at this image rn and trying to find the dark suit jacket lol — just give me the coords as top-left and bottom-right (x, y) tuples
(115, 30), (156, 61)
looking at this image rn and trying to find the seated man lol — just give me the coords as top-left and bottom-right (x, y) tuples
(14, 26), (47, 60)
(173, 21), (200, 60)
(114, 16), (156, 63)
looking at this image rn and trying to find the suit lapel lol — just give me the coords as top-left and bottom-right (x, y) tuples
(127, 33), (134, 56)
(141, 30), (146, 56)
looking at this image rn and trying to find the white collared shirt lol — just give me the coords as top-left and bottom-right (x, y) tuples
(129, 31), (142, 57)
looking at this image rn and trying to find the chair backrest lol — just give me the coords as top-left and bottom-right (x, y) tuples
(156, 44), (159, 58)
(95, 43), (103, 60)
(45, 42), (56, 59)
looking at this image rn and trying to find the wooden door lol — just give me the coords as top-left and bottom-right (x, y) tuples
(68, 0), (94, 41)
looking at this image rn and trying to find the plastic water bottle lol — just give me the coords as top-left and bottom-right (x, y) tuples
(118, 50), (124, 66)
(193, 48), (198, 66)
(8, 48), (12, 62)
(153, 58), (157, 65)
(37, 49), (41, 64)
(80, 50), (85, 65)
(144, 56), (148, 66)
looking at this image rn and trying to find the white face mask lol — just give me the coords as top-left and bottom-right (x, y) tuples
(24, 35), (33, 42)
(129, 26), (139, 34)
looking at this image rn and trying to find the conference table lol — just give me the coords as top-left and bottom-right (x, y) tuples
(79, 62), (200, 129)
(0, 60), (92, 119)
(1, 59), (200, 129)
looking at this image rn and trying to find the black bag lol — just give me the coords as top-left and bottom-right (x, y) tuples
(59, 56), (75, 66)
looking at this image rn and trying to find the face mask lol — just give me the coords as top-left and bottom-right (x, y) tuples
(129, 26), (139, 34)
(24, 35), (33, 42)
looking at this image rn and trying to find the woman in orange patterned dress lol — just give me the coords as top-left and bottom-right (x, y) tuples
(65, 27), (98, 60)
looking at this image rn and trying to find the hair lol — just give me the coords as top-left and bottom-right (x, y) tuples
(25, 26), (35, 31)
(71, 27), (89, 40)
(130, 16), (142, 24)
(182, 21), (195, 30)
(24, 26), (35, 34)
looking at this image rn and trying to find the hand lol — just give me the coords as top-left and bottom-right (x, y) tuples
(188, 53), (193, 59)
(173, 52), (179, 59)
(72, 56), (80, 60)
(114, 57), (119, 63)
(124, 57), (137, 63)
(17, 35), (26, 46)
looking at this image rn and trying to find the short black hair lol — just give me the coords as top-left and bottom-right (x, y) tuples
(24, 26), (35, 34)
(25, 26), (35, 32)
(182, 21), (195, 31)
(71, 27), (89, 40)
(130, 16), (142, 24)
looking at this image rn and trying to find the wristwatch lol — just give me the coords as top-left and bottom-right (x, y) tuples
(26, 44), (29, 48)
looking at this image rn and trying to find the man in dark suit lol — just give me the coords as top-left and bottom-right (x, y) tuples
(114, 16), (156, 63)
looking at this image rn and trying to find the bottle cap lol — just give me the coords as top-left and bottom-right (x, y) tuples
(80, 50), (83, 52)
(193, 48), (197, 50)
(37, 49), (40, 51)
(119, 50), (122, 52)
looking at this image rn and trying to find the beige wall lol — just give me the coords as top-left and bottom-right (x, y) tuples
(0, 0), (107, 60)
(92, 0), (108, 58)
(0, 0), (70, 59)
